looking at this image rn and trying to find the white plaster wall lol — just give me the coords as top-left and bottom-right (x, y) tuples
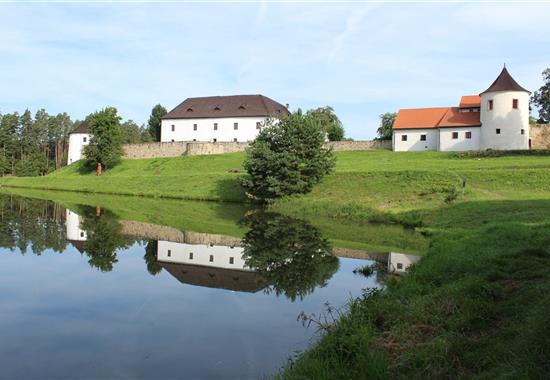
(439, 127), (481, 151)
(393, 129), (438, 151)
(66, 210), (87, 241)
(68, 133), (90, 164)
(160, 117), (267, 143)
(157, 240), (250, 271)
(480, 91), (530, 150)
(387, 252), (421, 274)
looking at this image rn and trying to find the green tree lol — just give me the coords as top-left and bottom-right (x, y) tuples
(240, 212), (339, 301)
(83, 107), (123, 171)
(147, 104), (167, 141)
(242, 111), (336, 201)
(305, 106), (345, 141)
(532, 68), (550, 123)
(376, 112), (397, 140)
(120, 120), (144, 144)
(144, 240), (162, 275)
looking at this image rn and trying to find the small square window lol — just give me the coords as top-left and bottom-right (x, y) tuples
(171, 124), (175, 132)
(213, 123), (218, 130)
(233, 138), (238, 142)
(80, 232), (84, 238)
(496, 129), (501, 134)
(193, 124), (197, 131)
(420, 134), (426, 141)
(488, 100), (493, 111)
(167, 249), (171, 257)
(513, 99), (518, 109)
(83, 137), (87, 143)
(189, 252), (193, 260)
(452, 132), (459, 139)
(193, 139), (196, 141)
(171, 139), (174, 142)
(213, 138), (217, 142)
(521, 129), (525, 135)
(397, 263), (403, 270)
(229, 257), (234, 264)
(401, 135), (407, 142)
(465, 131), (472, 139)
(209, 255), (214, 262)
(234, 123), (238, 130)
(256, 122), (261, 130)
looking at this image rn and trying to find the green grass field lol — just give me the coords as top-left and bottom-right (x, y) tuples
(2, 150), (550, 378)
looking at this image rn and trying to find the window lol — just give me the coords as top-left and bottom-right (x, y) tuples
(213, 123), (218, 130)
(83, 137), (87, 143)
(189, 252), (193, 260)
(193, 139), (196, 141)
(420, 134), (426, 141)
(521, 129), (525, 135)
(452, 132), (459, 139)
(229, 257), (234, 264)
(209, 255), (214, 262)
(171, 124), (175, 132)
(193, 124), (197, 131)
(233, 138), (238, 142)
(213, 138), (217, 142)
(496, 129), (501, 134)
(401, 135), (408, 142)
(513, 99), (518, 109)
(234, 122), (238, 130)
(397, 263), (403, 270)
(465, 131), (472, 139)
(167, 249), (171, 257)
(80, 232), (84, 238)
(256, 122), (261, 130)
(171, 139), (174, 142)
(488, 100), (493, 111)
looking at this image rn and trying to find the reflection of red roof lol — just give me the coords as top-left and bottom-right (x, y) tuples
(393, 107), (449, 130)
(438, 107), (481, 128)
(459, 95), (480, 108)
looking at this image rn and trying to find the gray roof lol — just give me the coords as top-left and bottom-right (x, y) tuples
(69, 121), (89, 134)
(162, 94), (289, 120)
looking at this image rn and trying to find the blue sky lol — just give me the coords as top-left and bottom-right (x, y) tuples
(0, 1), (549, 139)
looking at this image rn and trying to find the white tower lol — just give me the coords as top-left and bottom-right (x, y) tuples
(66, 209), (87, 241)
(67, 121), (91, 164)
(480, 66), (530, 150)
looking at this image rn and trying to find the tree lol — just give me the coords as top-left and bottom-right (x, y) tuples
(120, 120), (145, 144)
(376, 112), (397, 140)
(242, 111), (336, 201)
(305, 106), (345, 141)
(147, 104), (167, 141)
(83, 107), (123, 172)
(532, 68), (550, 123)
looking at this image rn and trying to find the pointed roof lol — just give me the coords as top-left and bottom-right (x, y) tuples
(480, 67), (530, 95)
(69, 121), (89, 134)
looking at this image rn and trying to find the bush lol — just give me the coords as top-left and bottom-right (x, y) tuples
(242, 111), (336, 201)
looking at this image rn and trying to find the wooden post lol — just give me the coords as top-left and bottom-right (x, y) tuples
(96, 162), (102, 176)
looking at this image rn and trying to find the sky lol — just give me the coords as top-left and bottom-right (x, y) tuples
(0, 1), (549, 139)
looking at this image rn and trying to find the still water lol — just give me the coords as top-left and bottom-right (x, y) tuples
(0, 194), (422, 379)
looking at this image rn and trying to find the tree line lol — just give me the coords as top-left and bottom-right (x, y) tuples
(0, 104), (167, 176)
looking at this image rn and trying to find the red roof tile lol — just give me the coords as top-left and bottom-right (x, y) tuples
(459, 95), (481, 108)
(438, 107), (481, 128)
(393, 107), (449, 130)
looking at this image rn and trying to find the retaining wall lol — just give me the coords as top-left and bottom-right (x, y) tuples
(530, 124), (550, 149)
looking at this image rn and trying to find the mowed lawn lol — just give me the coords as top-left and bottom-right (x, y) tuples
(2, 150), (550, 211)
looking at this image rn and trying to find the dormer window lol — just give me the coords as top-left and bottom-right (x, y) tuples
(238, 104), (246, 110)
(512, 99), (518, 109)
(214, 105), (221, 111)
(186, 107), (193, 112)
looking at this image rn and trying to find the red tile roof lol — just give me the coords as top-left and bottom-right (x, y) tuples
(459, 95), (481, 108)
(438, 107), (481, 128)
(393, 107), (449, 130)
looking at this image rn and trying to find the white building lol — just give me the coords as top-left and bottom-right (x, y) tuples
(387, 252), (421, 274)
(393, 67), (530, 152)
(67, 121), (90, 164)
(66, 209), (87, 241)
(160, 94), (289, 143)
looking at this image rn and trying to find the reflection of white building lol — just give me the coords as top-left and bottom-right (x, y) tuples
(157, 240), (263, 292)
(387, 252), (421, 274)
(66, 209), (87, 241)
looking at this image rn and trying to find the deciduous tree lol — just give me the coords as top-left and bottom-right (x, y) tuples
(532, 68), (550, 123)
(305, 106), (345, 141)
(376, 112), (397, 140)
(83, 107), (123, 172)
(147, 104), (167, 141)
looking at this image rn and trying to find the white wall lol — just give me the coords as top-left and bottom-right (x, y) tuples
(480, 91), (530, 150)
(439, 127), (481, 151)
(66, 210), (87, 241)
(393, 129), (438, 151)
(157, 240), (250, 271)
(67, 133), (90, 164)
(160, 116), (267, 143)
(387, 252), (421, 274)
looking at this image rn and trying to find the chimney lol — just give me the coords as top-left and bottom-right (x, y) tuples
(285, 103), (289, 109)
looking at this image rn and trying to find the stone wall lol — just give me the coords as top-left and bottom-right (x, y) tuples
(122, 139), (390, 159)
(530, 124), (550, 149)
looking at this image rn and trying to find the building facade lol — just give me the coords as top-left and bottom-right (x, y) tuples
(67, 121), (90, 164)
(393, 67), (530, 152)
(160, 94), (289, 143)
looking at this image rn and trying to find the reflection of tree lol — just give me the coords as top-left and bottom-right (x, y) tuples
(79, 207), (132, 272)
(240, 211), (339, 301)
(144, 240), (162, 275)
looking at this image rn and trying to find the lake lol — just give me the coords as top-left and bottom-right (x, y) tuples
(0, 192), (423, 379)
